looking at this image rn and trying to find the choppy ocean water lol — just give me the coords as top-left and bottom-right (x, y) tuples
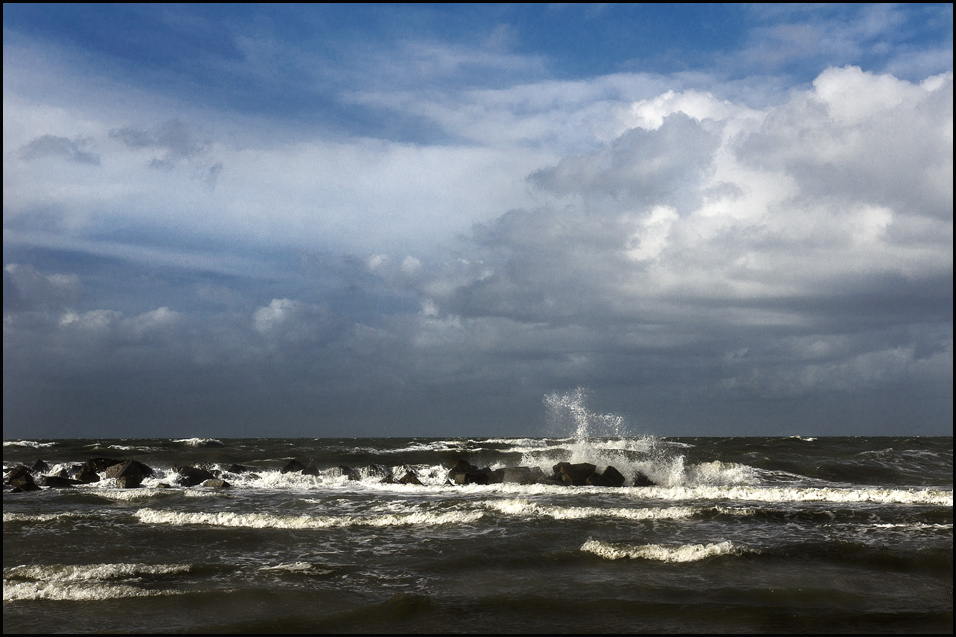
(3, 432), (952, 633)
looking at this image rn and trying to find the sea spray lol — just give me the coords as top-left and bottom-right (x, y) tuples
(536, 388), (674, 483)
(537, 388), (756, 487)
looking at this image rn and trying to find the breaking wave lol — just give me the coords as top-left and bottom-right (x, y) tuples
(581, 539), (742, 562)
(3, 563), (191, 602)
(135, 507), (484, 529)
(486, 498), (699, 521)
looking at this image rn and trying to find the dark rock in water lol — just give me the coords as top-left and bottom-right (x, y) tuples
(302, 463), (320, 476)
(496, 467), (520, 484)
(398, 471), (423, 485)
(104, 459), (154, 488)
(201, 478), (230, 488)
(364, 464), (392, 480)
(75, 464), (101, 483)
(470, 467), (498, 485)
(587, 465), (627, 487)
(226, 464), (252, 474)
(337, 466), (361, 481)
(281, 459), (308, 474)
(41, 475), (83, 488)
(104, 459), (154, 478)
(177, 466), (217, 487)
(84, 458), (122, 473)
(114, 475), (143, 488)
(553, 462), (597, 486)
(30, 459), (50, 474)
(5, 466), (41, 492)
(446, 458), (478, 484)
(447, 458), (499, 485)
(632, 471), (656, 487)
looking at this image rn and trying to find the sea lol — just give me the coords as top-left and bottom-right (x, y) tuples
(3, 404), (953, 633)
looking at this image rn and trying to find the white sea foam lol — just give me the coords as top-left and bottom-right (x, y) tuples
(106, 444), (156, 451)
(89, 487), (175, 502)
(3, 563), (191, 602)
(581, 539), (742, 562)
(3, 440), (56, 448)
(173, 438), (224, 447)
(3, 511), (95, 523)
(135, 507), (484, 529)
(259, 562), (335, 575)
(623, 485), (953, 506)
(486, 498), (699, 521)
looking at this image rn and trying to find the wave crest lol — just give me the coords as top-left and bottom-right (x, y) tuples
(581, 539), (741, 562)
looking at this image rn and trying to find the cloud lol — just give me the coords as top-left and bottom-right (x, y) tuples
(3, 264), (84, 312)
(109, 119), (210, 168)
(401, 65), (952, 412)
(2, 1), (952, 437)
(18, 134), (100, 165)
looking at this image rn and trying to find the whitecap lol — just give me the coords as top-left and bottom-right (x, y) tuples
(486, 498), (698, 521)
(3, 563), (191, 602)
(3, 440), (56, 448)
(581, 539), (741, 562)
(173, 438), (224, 447)
(135, 507), (484, 529)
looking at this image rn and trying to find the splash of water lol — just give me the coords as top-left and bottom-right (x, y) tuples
(537, 389), (753, 487)
(543, 387), (629, 441)
(540, 388), (646, 466)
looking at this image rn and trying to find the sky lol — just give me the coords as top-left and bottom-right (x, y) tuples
(3, 4), (953, 438)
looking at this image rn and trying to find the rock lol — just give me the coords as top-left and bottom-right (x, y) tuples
(364, 464), (392, 481)
(177, 465), (217, 487)
(104, 459), (154, 488)
(83, 458), (122, 473)
(302, 463), (320, 476)
(114, 475), (143, 488)
(201, 478), (230, 488)
(586, 465), (627, 487)
(41, 475), (83, 488)
(447, 458), (499, 485)
(280, 459), (306, 473)
(632, 471), (656, 487)
(30, 459), (50, 474)
(398, 471), (423, 485)
(336, 466), (361, 481)
(553, 462), (597, 486)
(495, 466), (546, 484)
(75, 464), (101, 483)
(5, 466), (41, 492)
